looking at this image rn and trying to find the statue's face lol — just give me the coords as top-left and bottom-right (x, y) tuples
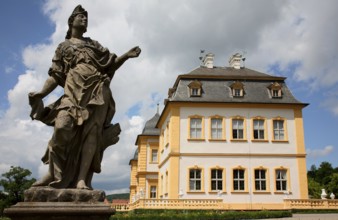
(72, 13), (88, 30)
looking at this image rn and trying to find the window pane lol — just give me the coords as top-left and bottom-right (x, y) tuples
(189, 180), (194, 190)
(239, 170), (244, 178)
(238, 130), (243, 139)
(211, 170), (216, 179)
(217, 170), (222, 178)
(234, 181), (238, 190)
(211, 181), (216, 190)
(217, 181), (223, 190)
(190, 170), (195, 178)
(197, 171), (201, 178)
(196, 181), (201, 190)
(233, 170), (238, 178)
(239, 181), (244, 190)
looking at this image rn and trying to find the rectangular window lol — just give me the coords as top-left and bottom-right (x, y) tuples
(211, 169), (223, 191)
(192, 88), (199, 96)
(151, 149), (158, 162)
(150, 186), (157, 198)
(273, 120), (285, 140)
(234, 89), (241, 97)
(272, 90), (279, 97)
(232, 119), (244, 139)
(276, 169), (287, 191)
(190, 118), (202, 139)
(211, 118), (223, 139)
(255, 169), (267, 191)
(253, 119), (265, 140)
(189, 169), (201, 191)
(233, 169), (245, 191)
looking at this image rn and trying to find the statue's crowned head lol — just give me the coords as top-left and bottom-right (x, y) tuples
(66, 5), (88, 39)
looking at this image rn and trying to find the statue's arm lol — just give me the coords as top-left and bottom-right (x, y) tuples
(30, 76), (58, 99)
(114, 46), (141, 70)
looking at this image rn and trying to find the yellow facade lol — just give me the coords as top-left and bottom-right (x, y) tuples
(129, 59), (312, 210)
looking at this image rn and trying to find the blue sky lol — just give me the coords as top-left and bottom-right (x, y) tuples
(1, 0), (338, 193)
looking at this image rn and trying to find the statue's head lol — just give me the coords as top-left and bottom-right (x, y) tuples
(66, 5), (88, 39)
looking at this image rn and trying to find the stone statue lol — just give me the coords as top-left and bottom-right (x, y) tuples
(28, 5), (141, 190)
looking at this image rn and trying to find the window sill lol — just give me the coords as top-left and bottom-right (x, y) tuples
(251, 139), (269, 143)
(149, 162), (158, 164)
(230, 139), (247, 142)
(272, 140), (289, 143)
(187, 191), (205, 194)
(208, 139), (226, 142)
(231, 191), (249, 194)
(208, 191), (226, 194)
(253, 191), (271, 194)
(188, 138), (205, 141)
(274, 191), (292, 194)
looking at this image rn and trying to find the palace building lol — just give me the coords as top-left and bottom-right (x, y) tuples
(129, 53), (309, 210)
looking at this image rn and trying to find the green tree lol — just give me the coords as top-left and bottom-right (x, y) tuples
(307, 164), (317, 179)
(307, 178), (322, 199)
(0, 166), (36, 215)
(315, 162), (334, 186)
(327, 173), (338, 196)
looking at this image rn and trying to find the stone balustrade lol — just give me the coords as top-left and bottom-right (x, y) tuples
(129, 198), (223, 210)
(284, 199), (338, 209)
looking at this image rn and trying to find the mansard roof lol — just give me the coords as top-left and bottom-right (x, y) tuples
(167, 66), (307, 105)
(141, 113), (160, 135)
(134, 112), (160, 145)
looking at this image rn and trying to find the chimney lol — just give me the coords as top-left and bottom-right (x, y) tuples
(202, 53), (215, 68)
(229, 53), (242, 69)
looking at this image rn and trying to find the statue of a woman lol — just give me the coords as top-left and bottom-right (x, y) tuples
(28, 5), (141, 190)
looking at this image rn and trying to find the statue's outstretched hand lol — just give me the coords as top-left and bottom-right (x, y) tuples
(127, 46), (141, 58)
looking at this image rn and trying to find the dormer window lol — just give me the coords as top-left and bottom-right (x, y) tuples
(188, 80), (202, 97)
(268, 82), (282, 98)
(230, 81), (244, 97)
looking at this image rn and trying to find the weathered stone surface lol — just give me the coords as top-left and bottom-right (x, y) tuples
(4, 202), (115, 220)
(24, 187), (105, 203)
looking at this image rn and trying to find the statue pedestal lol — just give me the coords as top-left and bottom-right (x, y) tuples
(4, 202), (115, 220)
(4, 187), (115, 220)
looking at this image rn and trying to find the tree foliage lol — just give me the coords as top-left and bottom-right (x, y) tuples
(307, 161), (338, 199)
(0, 166), (36, 215)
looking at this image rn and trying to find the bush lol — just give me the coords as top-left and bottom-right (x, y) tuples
(111, 210), (292, 220)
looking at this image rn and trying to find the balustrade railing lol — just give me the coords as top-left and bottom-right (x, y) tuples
(129, 198), (223, 210)
(284, 199), (338, 209)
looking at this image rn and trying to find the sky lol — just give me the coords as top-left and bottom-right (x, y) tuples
(0, 0), (338, 194)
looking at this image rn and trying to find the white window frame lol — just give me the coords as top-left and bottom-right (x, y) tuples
(190, 118), (202, 139)
(273, 120), (285, 140)
(233, 169), (245, 191)
(253, 119), (265, 140)
(189, 169), (202, 191)
(276, 169), (287, 191)
(254, 169), (267, 191)
(211, 169), (223, 191)
(232, 119), (244, 139)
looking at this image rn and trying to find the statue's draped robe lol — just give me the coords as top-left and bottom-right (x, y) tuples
(29, 38), (118, 188)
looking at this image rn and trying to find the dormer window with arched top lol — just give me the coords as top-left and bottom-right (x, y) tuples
(188, 80), (202, 97)
(268, 82), (282, 98)
(230, 81), (244, 98)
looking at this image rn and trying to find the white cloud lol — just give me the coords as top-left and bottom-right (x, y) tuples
(1, 0), (338, 193)
(307, 145), (334, 158)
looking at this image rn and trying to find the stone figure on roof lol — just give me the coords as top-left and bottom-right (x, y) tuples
(28, 5), (141, 190)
